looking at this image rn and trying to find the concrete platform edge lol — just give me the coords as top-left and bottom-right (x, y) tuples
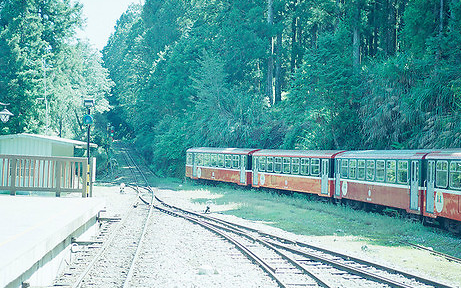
(3, 200), (104, 288)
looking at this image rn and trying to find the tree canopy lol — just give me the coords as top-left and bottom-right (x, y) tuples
(0, 0), (112, 141)
(96, 0), (461, 176)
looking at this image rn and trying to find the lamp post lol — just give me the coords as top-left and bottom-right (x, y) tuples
(83, 99), (95, 163)
(0, 102), (13, 123)
(83, 99), (94, 197)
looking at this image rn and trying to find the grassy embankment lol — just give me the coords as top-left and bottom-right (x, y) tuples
(169, 179), (461, 259)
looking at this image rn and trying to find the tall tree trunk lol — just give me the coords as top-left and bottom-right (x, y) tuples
(275, 32), (282, 104)
(290, 0), (298, 73)
(352, 4), (360, 69)
(437, 0), (444, 60)
(266, 0), (274, 105)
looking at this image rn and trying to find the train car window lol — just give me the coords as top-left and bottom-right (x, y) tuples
(349, 160), (357, 179)
(397, 161), (409, 184)
(450, 161), (461, 189)
(259, 157), (266, 172)
(366, 160), (375, 181)
(242, 155), (248, 169)
(218, 154), (225, 168)
(436, 160), (448, 188)
(283, 158), (291, 174)
(232, 155), (240, 169)
(211, 154), (217, 167)
(300, 158), (309, 175)
(292, 158), (300, 174)
(340, 160), (348, 178)
(267, 157), (274, 172)
(386, 160), (396, 183)
(225, 155), (232, 168)
(186, 153), (192, 165)
(357, 160), (366, 180)
(274, 157), (282, 173)
(203, 153), (210, 167)
(376, 160), (385, 182)
(310, 158), (320, 176)
(197, 153), (203, 166)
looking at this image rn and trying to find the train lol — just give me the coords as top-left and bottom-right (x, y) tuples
(185, 147), (461, 234)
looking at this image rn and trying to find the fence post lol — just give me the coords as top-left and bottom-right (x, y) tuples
(83, 160), (88, 198)
(10, 158), (16, 196)
(55, 161), (61, 197)
(90, 157), (96, 197)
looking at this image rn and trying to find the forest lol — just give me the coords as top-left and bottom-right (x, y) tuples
(0, 0), (111, 145)
(1, 0), (461, 177)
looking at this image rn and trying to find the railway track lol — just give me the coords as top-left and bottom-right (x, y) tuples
(121, 146), (454, 288)
(53, 144), (455, 288)
(52, 147), (154, 288)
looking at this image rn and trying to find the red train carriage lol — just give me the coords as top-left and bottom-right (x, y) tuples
(185, 147), (260, 185)
(424, 150), (461, 233)
(251, 150), (345, 197)
(334, 150), (431, 215)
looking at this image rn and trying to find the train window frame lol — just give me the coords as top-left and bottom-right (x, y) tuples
(340, 159), (348, 178)
(300, 158), (309, 175)
(211, 154), (217, 167)
(357, 160), (366, 180)
(283, 158), (291, 174)
(225, 155), (232, 168)
(292, 158), (300, 175)
(310, 158), (320, 176)
(242, 155), (248, 169)
(436, 160), (448, 188)
(386, 160), (396, 183)
(366, 160), (375, 181)
(186, 153), (192, 165)
(218, 154), (224, 168)
(449, 161), (461, 190)
(274, 157), (282, 173)
(397, 160), (409, 184)
(204, 153), (211, 167)
(267, 157), (274, 172)
(349, 159), (357, 179)
(376, 160), (385, 182)
(197, 153), (203, 166)
(232, 155), (240, 169)
(259, 157), (266, 172)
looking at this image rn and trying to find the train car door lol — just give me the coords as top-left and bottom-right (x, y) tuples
(335, 159), (341, 197)
(410, 160), (419, 210)
(240, 155), (246, 184)
(252, 157), (259, 186)
(426, 160), (435, 213)
(321, 159), (329, 195)
(192, 153), (197, 177)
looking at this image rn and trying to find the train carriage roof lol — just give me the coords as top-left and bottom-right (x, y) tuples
(337, 150), (433, 160)
(426, 149), (461, 160)
(186, 147), (260, 155)
(253, 149), (345, 158)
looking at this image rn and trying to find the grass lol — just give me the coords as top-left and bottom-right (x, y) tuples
(182, 181), (461, 259)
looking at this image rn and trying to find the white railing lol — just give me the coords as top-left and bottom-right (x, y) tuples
(0, 155), (91, 197)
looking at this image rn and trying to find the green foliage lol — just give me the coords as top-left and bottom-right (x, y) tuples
(0, 0), (112, 141)
(104, 0), (461, 176)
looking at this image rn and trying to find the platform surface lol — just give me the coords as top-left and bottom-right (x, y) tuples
(0, 195), (104, 287)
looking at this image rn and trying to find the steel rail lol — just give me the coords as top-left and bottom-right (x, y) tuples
(158, 198), (452, 288)
(151, 202), (327, 288)
(120, 150), (155, 288)
(121, 146), (452, 288)
(400, 241), (461, 265)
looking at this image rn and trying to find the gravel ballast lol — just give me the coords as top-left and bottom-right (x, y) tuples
(78, 181), (461, 287)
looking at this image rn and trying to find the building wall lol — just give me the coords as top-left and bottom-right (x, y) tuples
(0, 137), (74, 157)
(51, 144), (73, 157)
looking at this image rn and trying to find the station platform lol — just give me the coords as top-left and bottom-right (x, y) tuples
(0, 195), (104, 288)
